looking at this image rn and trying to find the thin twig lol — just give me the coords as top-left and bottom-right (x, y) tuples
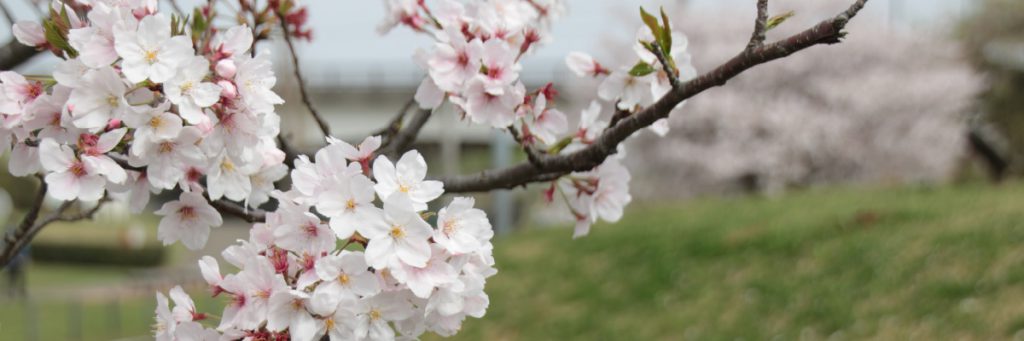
(375, 98), (417, 149)
(382, 108), (434, 159)
(276, 11), (331, 138)
(747, 0), (770, 50)
(507, 126), (545, 167)
(439, 0), (871, 193)
(650, 41), (681, 89)
(209, 199), (266, 223)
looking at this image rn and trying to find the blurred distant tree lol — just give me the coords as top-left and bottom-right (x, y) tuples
(961, 0), (1024, 174)
(626, 0), (983, 198)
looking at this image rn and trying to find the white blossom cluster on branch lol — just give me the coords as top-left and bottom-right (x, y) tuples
(0, 1), (498, 340)
(0, 0), (876, 339)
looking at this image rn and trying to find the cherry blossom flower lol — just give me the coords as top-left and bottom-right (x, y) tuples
(317, 173), (379, 239)
(123, 101), (181, 143)
(66, 66), (130, 130)
(266, 290), (320, 341)
(206, 150), (257, 202)
(169, 285), (201, 322)
(174, 321), (220, 341)
(434, 197), (493, 255)
(457, 78), (525, 128)
(353, 293), (415, 340)
(39, 130), (127, 201)
(154, 292), (176, 341)
(329, 135), (382, 173)
(128, 127), (204, 190)
(314, 252), (381, 299)
(114, 14), (193, 83)
(598, 70), (655, 111)
(155, 191), (223, 250)
(522, 92), (568, 145)
(565, 52), (608, 77)
(478, 39), (522, 95)
(12, 21), (45, 48)
(219, 257), (288, 330)
(392, 245), (458, 298)
(414, 77), (446, 110)
(69, 3), (137, 68)
(427, 29), (483, 92)
(372, 150), (444, 211)
(272, 210), (335, 254)
(1, 71), (43, 111)
(211, 25), (254, 59)
(575, 101), (607, 145)
(198, 256), (223, 288)
(362, 196), (433, 269)
(165, 56), (222, 124)
(233, 52), (285, 114)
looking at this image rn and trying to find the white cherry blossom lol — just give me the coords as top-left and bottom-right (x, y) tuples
(114, 14), (193, 83)
(362, 196), (433, 269)
(165, 56), (222, 123)
(372, 150), (444, 211)
(154, 191), (223, 250)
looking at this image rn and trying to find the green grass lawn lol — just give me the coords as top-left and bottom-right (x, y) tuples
(5, 182), (1024, 340)
(438, 182), (1024, 340)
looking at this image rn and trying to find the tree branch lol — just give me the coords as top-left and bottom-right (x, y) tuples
(381, 108), (433, 158)
(650, 41), (681, 89)
(748, 0), (770, 50)
(507, 126), (544, 166)
(0, 184), (111, 268)
(276, 12), (331, 138)
(439, 0), (869, 193)
(209, 198), (266, 223)
(375, 99), (416, 146)
(0, 39), (40, 70)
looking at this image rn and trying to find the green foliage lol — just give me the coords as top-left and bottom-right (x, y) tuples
(766, 11), (796, 31)
(42, 5), (78, 58)
(627, 61), (656, 77)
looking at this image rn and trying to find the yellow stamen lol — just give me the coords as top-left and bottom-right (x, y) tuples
(325, 317), (335, 330)
(369, 309), (382, 321)
(389, 226), (405, 238)
(145, 50), (159, 63)
(338, 273), (350, 285)
(159, 142), (174, 154)
(442, 220), (457, 235)
(221, 159), (235, 172)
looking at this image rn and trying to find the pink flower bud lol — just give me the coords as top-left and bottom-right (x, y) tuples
(217, 80), (237, 99)
(106, 119), (122, 131)
(215, 60), (236, 78)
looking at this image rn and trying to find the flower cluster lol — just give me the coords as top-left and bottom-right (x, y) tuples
(389, 0), (569, 145)
(551, 13), (698, 236)
(156, 144), (496, 341)
(4, 1), (500, 340)
(390, 2), (693, 238)
(2, 1), (287, 250)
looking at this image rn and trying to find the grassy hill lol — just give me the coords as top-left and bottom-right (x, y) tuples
(435, 183), (1024, 340)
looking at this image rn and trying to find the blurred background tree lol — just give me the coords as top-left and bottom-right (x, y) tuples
(960, 0), (1024, 177)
